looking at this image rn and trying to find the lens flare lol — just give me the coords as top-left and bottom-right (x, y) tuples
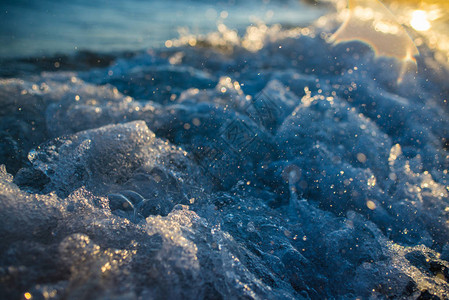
(329, 0), (419, 83)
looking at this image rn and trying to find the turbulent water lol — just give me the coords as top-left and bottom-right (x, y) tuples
(1, 0), (449, 299)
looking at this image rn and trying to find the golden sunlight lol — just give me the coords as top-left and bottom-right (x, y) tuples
(330, 0), (419, 83)
(411, 10), (431, 31)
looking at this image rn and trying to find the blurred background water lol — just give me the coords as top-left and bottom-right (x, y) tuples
(0, 0), (327, 58)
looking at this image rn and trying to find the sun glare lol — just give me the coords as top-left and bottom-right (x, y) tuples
(330, 0), (419, 83)
(411, 10), (431, 31)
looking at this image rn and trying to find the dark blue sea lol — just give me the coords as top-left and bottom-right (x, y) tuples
(1, 0), (449, 299)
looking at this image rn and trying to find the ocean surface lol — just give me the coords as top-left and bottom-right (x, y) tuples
(0, 0), (326, 58)
(1, 0), (449, 299)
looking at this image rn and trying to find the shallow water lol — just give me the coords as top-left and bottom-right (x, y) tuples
(1, 0), (449, 299)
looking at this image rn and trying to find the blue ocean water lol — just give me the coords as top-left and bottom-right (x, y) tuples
(1, 0), (449, 299)
(0, 0), (326, 58)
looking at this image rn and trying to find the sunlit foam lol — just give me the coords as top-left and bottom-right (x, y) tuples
(329, 0), (419, 83)
(411, 10), (431, 31)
